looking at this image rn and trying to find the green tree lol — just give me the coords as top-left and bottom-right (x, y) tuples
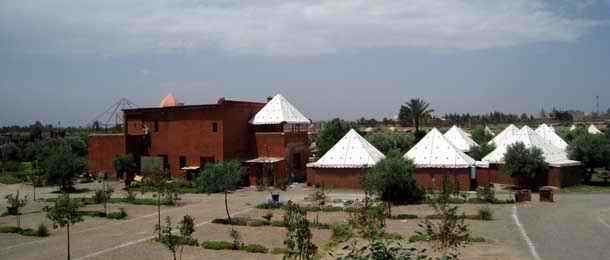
(112, 154), (137, 180)
(568, 133), (610, 183)
(502, 142), (549, 189)
(25, 160), (46, 200)
(194, 160), (242, 225)
(315, 118), (353, 156)
(398, 98), (434, 132)
(468, 142), (496, 161)
(365, 131), (415, 155)
(46, 193), (83, 260)
(43, 145), (85, 192)
(283, 201), (317, 260)
(5, 190), (28, 227)
(362, 151), (424, 217)
(178, 215), (196, 260)
(470, 126), (493, 144)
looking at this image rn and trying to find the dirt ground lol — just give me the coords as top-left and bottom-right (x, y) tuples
(0, 182), (529, 260)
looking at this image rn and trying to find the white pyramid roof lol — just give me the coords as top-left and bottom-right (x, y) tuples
(588, 124), (602, 134)
(488, 124), (520, 146)
(251, 94), (310, 125)
(309, 129), (385, 168)
(535, 124), (568, 150)
(482, 126), (579, 167)
(443, 125), (479, 152)
(404, 128), (476, 168)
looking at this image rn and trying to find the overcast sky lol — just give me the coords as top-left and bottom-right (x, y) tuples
(1, 0), (610, 126)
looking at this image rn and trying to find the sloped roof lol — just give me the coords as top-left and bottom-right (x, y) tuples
(443, 125), (479, 152)
(251, 94), (310, 125)
(482, 126), (579, 167)
(588, 124), (602, 134)
(308, 129), (385, 168)
(404, 128), (476, 168)
(485, 126), (495, 136)
(535, 124), (568, 150)
(160, 94), (177, 107)
(488, 124), (520, 146)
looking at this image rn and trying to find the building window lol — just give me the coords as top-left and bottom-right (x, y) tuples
(179, 156), (187, 168)
(212, 122), (218, 133)
(154, 121), (159, 132)
(200, 157), (215, 169)
(158, 154), (169, 171)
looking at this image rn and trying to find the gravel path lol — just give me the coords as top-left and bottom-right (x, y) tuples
(515, 193), (610, 260)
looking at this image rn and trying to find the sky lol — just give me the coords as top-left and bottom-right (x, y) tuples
(1, 0), (610, 126)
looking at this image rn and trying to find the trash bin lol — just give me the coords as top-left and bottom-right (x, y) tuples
(515, 189), (531, 202)
(539, 186), (555, 202)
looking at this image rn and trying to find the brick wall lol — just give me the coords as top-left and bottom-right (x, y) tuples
(479, 164), (582, 188)
(306, 167), (365, 189)
(414, 168), (471, 191)
(87, 134), (125, 177)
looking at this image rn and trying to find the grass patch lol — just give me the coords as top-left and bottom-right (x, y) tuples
(561, 184), (610, 193)
(330, 222), (353, 243)
(211, 217), (330, 229)
(409, 233), (485, 243)
(50, 188), (92, 194)
(389, 214), (418, 220)
(0, 172), (24, 184)
(78, 209), (128, 220)
(255, 202), (358, 212)
(0, 225), (49, 237)
(201, 240), (269, 253)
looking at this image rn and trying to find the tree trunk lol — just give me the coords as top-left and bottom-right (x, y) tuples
(157, 192), (161, 241)
(67, 223), (71, 260)
(225, 190), (232, 225)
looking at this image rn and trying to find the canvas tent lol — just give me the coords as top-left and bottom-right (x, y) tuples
(251, 94), (310, 125)
(535, 124), (568, 150)
(488, 124), (520, 146)
(307, 129), (385, 189)
(443, 125), (479, 152)
(588, 124), (602, 134)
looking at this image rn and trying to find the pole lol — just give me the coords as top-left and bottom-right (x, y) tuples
(67, 223), (71, 260)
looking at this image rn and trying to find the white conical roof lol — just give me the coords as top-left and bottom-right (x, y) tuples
(483, 126), (579, 167)
(485, 126), (495, 136)
(404, 128), (476, 168)
(588, 124), (602, 134)
(569, 124), (577, 131)
(443, 125), (479, 152)
(309, 129), (385, 168)
(488, 124), (520, 146)
(251, 94), (310, 125)
(535, 124), (568, 150)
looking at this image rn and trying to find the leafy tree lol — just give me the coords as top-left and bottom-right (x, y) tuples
(283, 201), (317, 259)
(64, 136), (87, 157)
(316, 118), (354, 156)
(365, 131), (415, 155)
(502, 142), (549, 189)
(468, 142), (496, 161)
(194, 160), (242, 226)
(5, 190), (28, 227)
(398, 98), (434, 131)
(178, 215), (196, 260)
(362, 151), (424, 217)
(0, 142), (19, 161)
(559, 127), (587, 144)
(43, 145), (85, 192)
(46, 193), (83, 260)
(29, 121), (44, 141)
(470, 126), (493, 144)
(568, 133), (610, 183)
(112, 153), (137, 180)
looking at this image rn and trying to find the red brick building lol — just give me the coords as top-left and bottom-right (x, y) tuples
(87, 94), (311, 185)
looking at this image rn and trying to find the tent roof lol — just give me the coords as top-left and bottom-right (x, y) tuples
(485, 126), (495, 136)
(588, 124), (602, 134)
(488, 124), (520, 146)
(569, 124), (577, 131)
(535, 124), (568, 150)
(251, 94), (310, 125)
(404, 128), (476, 168)
(483, 126), (579, 166)
(443, 125), (479, 152)
(309, 129), (385, 168)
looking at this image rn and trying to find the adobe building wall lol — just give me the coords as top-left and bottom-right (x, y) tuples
(255, 131), (309, 181)
(415, 168), (471, 191)
(87, 134), (125, 178)
(246, 160), (288, 187)
(478, 164), (581, 188)
(306, 167), (365, 189)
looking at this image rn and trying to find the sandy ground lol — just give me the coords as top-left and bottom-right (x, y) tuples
(0, 182), (530, 260)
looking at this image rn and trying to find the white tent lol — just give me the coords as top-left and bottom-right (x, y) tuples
(443, 125), (479, 152)
(488, 124), (520, 146)
(535, 124), (568, 150)
(569, 124), (577, 131)
(588, 124), (602, 134)
(404, 128), (477, 168)
(482, 126), (579, 167)
(308, 129), (385, 168)
(251, 94), (310, 125)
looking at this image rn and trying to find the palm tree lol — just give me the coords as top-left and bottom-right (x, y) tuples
(399, 98), (433, 132)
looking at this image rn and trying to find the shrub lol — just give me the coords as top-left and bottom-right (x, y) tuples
(381, 232), (403, 240)
(36, 223), (49, 237)
(201, 240), (235, 250)
(19, 228), (37, 237)
(283, 202), (317, 259)
(124, 189), (137, 202)
(408, 233), (432, 242)
(271, 247), (289, 255)
(390, 214), (418, 220)
(478, 206), (493, 221)
(230, 229), (242, 249)
(255, 202), (282, 209)
(476, 185), (496, 203)
(330, 222), (353, 243)
(107, 208), (128, 220)
(0, 226), (21, 233)
(468, 236), (486, 243)
(247, 219), (270, 227)
(241, 243), (269, 254)
(262, 212), (273, 221)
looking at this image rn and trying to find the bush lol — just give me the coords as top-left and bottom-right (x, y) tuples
(468, 236), (486, 243)
(255, 202), (283, 209)
(262, 212), (273, 221)
(0, 225), (44, 237)
(476, 185), (496, 203)
(92, 190), (106, 204)
(330, 222), (353, 243)
(390, 214), (418, 220)
(381, 232), (403, 240)
(201, 240), (235, 250)
(478, 206), (493, 221)
(36, 223), (49, 237)
(271, 247), (289, 255)
(193, 161), (242, 193)
(0, 226), (21, 233)
(107, 208), (128, 220)
(408, 233), (432, 242)
(241, 244), (269, 254)
(247, 219), (270, 227)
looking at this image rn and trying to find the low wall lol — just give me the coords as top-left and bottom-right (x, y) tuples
(306, 167), (365, 189)
(415, 168), (471, 191)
